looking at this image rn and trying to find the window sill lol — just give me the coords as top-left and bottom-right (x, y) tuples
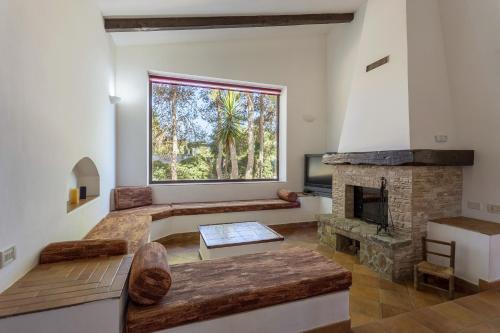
(148, 180), (286, 187)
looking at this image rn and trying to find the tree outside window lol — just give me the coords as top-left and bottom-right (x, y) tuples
(149, 75), (280, 183)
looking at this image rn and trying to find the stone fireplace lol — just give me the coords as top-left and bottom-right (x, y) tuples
(319, 150), (474, 281)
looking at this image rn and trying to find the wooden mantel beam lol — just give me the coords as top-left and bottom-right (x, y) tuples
(104, 13), (355, 32)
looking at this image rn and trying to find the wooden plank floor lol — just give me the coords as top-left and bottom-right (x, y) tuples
(351, 289), (500, 333)
(0, 255), (132, 318)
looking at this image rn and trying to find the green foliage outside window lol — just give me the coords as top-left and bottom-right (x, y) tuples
(150, 80), (279, 182)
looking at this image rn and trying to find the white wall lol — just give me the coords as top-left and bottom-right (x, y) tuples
(115, 34), (327, 203)
(427, 222), (492, 284)
(438, 0), (500, 222)
(336, 0), (410, 152)
(0, 0), (116, 292)
(325, 4), (366, 153)
(407, 0), (457, 149)
(326, 0), (459, 153)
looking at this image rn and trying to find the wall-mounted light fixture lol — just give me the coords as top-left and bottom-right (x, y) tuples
(109, 96), (122, 105)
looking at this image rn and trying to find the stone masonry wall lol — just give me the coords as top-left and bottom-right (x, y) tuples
(324, 165), (463, 281)
(410, 167), (463, 263)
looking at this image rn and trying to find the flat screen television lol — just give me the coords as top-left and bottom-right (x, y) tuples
(304, 154), (332, 197)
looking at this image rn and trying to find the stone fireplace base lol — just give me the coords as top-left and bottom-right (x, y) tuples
(319, 216), (412, 281)
(319, 163), (464, 282)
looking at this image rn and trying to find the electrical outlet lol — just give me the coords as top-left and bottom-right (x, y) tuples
(467, 201), (482, 211)
(0, 245), (16, 268)
(434, 135), (448, 143)
(487, 204), (500, 215)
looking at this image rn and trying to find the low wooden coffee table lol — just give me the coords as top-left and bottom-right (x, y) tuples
(199, 221), (285, 260)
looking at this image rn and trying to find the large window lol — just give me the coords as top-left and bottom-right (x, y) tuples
(149, 74), (281, 184)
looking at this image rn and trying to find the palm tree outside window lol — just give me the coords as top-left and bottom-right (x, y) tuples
(149, 74), (281, 183)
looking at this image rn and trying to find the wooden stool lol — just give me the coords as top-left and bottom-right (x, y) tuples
(414, 237), (456, 299)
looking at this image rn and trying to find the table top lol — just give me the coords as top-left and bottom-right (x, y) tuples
(199, 222), (284, 249)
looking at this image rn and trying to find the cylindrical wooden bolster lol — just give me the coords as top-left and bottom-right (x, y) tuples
(40, 239), (129, 264)
(277, 189), (298, 202)
(129, 242), (172, 305)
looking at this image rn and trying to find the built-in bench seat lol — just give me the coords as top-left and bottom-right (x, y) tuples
(78, 187), (301, 255)
(84, 214), (152, 253)
(1, 187), (315, 332)
(109, 199), (300, 222)
(82, 199), (300, 255)
(0, 255), (132, 326)
(126, 248), (352, 333)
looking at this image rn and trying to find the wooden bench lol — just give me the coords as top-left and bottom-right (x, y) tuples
(80, 187), (301, 255)
(126, 248), (352, 333)
(2, 187), (308, 332)
(0, 255), (132, 332)
(108, 199), (300, 222)
(39, 188), (301, 261)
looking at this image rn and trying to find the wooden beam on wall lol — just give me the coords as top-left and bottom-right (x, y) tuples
(104, 13), (355, 32)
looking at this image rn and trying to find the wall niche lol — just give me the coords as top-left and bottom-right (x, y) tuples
(67, 157), (100, 213)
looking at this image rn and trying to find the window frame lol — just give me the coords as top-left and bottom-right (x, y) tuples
(148, 74), (282, 185)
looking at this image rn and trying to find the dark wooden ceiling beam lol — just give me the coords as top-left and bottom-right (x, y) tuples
(104, 13), (355, 32)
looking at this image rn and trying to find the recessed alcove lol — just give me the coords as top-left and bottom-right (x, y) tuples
(67, 157), (100, 213)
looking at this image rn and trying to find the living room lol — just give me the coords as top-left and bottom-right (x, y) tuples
(1, 0), (500, 332)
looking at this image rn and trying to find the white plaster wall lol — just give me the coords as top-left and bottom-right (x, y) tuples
(325, 4), (367, 152)
(115, 35), (327, 203)
(0, 0), (116, 292)
(438, 0), (500, 222)
(407, 0), (457, 149)
(427, 222), (493, 284)
(337, 0), (410, 152)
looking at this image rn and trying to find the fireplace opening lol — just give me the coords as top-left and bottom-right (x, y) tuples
(336, 234), (360, 257)
(353, 184), (388, 228)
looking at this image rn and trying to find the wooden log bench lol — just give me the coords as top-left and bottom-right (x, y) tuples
(83, 186), (301, 255)
(126, 248), (352, 333)
(37, 187), (301, 261)
(1, 187), (322, 333)
(0, 248), (352, 333)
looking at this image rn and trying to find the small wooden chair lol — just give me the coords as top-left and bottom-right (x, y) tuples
(414, 237), (456, 299)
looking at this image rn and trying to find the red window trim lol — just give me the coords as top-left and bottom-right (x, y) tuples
(149, 75), (282, 96)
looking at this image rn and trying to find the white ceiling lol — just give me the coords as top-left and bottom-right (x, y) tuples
(97, 0), (365, 17)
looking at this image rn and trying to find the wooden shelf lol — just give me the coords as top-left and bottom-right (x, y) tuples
(430, 217), (500, 236)
(67, 195), (98, 213)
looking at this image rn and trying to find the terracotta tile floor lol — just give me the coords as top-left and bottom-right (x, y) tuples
(159, 224), (466, 328)
(351, 290), (500, 333)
